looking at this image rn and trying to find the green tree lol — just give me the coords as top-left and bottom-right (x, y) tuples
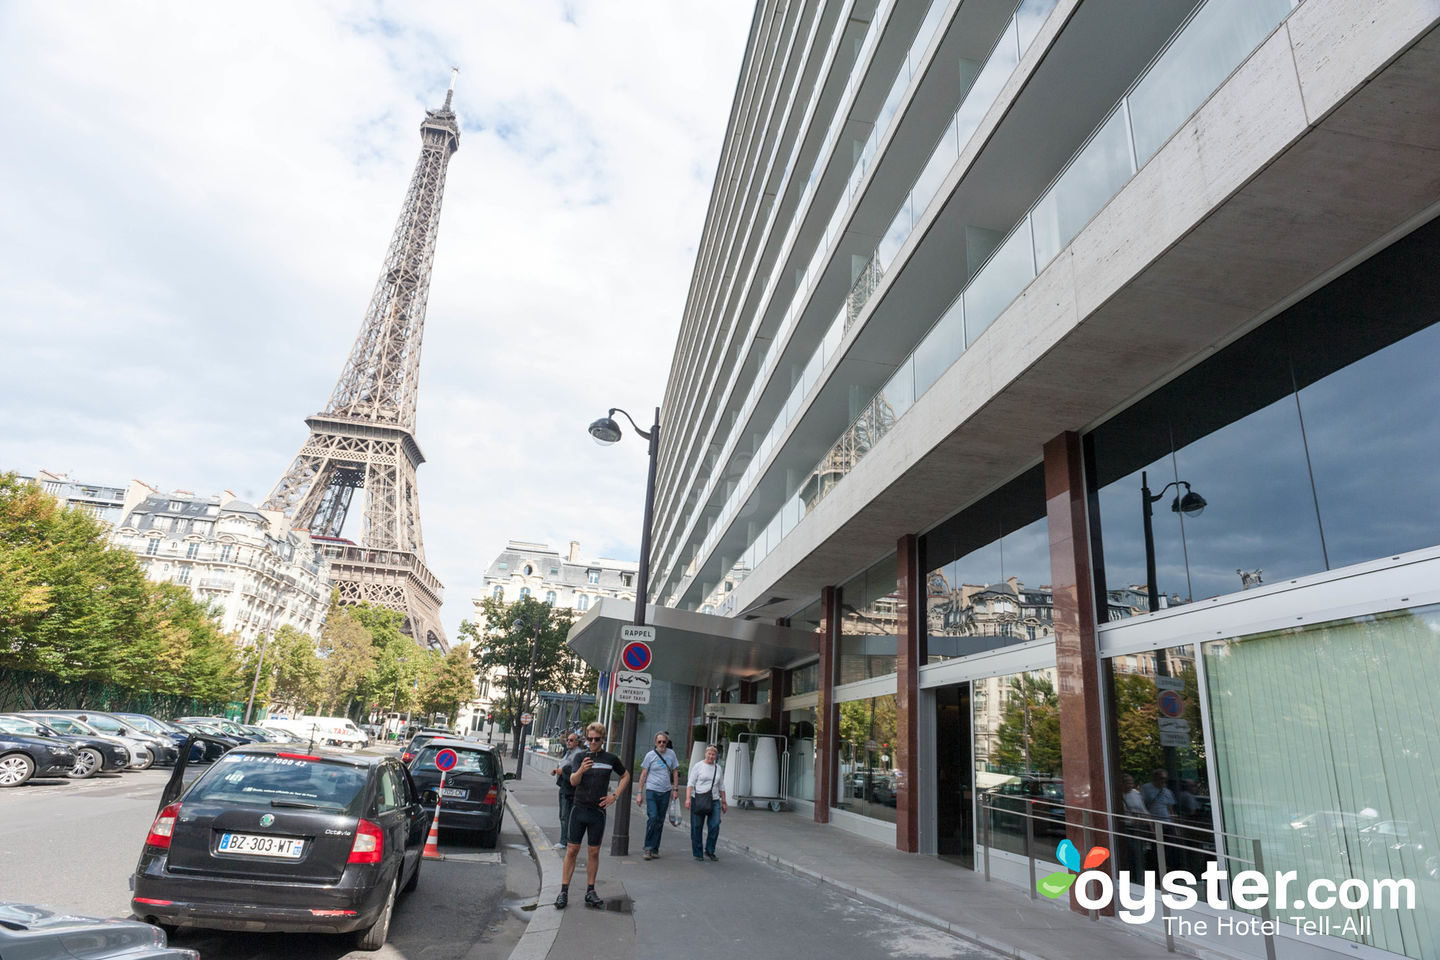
(460, 595), (575, 756)
(315, 598), (376, 715)
(242, 624), (326, 716)
(993, 673), (1062, 775)
(0, 473), (154, 681)
(352, 604), (420, 718)
(418, 643), (476, 722)
(147, 583), (244, 702)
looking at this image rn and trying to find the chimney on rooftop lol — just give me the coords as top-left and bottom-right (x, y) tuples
(569, 540), (581, 562)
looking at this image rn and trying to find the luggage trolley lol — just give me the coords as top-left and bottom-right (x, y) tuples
(732, 733), (789, 812)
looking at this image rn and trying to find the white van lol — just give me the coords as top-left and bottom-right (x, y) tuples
(260, 716), (366, 749)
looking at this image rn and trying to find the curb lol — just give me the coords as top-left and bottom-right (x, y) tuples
(713, 834), (1207, 960)
(502, 792), (564, 960)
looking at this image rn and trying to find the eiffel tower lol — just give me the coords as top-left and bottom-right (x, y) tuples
(263, 74), (460, 651)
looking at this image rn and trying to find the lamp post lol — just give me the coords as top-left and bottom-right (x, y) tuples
(1140, 470), (1207, 613)
(243, 607), (282, 724)
(512, 613), (543, 780)
(588, 405), (660, 858)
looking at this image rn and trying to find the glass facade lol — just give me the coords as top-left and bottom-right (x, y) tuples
(838, 554), (898, 684)
(835, 694), (897, 824)
(1205, 605), (1440, 959)
(1106, 645), (1209, 875)
(923, 466), (1051, 661)
(974, 668), (1064, 857)
(1087, 219), (1440, 617)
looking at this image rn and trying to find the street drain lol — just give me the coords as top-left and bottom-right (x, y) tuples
(601, 896), (634, 914)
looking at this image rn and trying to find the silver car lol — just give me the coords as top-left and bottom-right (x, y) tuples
(0, 902), (196, 960)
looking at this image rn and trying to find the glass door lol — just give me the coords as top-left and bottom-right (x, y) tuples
(935, 683), (973, 866)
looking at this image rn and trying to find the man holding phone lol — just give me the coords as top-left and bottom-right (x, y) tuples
(555, 721), (630, 909)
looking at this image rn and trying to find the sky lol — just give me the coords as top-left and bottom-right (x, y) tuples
(0, 1), (754, 643)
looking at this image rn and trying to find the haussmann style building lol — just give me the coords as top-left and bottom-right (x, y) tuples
(566, 1), (1440, 958)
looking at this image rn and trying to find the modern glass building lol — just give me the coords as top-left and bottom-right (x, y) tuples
(575, 1), (1440, 957)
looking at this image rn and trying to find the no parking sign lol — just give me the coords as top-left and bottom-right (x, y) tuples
(620, 624), (655, 672)
(434, 748), (458, 772)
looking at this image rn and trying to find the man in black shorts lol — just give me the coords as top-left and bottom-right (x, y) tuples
(555, 721), (630, 909)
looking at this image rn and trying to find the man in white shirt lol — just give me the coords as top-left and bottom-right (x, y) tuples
(635, 731), (679, 860)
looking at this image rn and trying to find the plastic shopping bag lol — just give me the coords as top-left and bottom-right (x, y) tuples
(668, 800), (683, 826)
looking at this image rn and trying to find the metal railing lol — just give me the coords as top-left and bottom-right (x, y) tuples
(977, 793), (1275, 960)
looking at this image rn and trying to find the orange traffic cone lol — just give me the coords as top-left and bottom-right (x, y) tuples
(423, 771), (444, 860)
(422, 810), (443, 860)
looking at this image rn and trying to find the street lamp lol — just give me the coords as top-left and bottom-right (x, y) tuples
(587, 405), (660, 858)
(244, 607), (282, 724)
(1140, 470), (1207, 613)
(512, 614), (543, 781)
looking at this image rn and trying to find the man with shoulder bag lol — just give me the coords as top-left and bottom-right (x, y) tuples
(685, 743), (727, 862)
(635, 731), (679, 860)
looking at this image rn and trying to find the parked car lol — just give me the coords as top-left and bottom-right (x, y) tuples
(110, 713), (208, 762)
(64, 711), (180, 766)
(132, 744), (429, 949)
(16, 712), (154, 771)
(166, 722), (238, 761)
(0, 714), (129, 779)
(175, 717), (261, 742)
(405, 738), (506, 848)
(399, 729), (451, 764)
(0, 902), (196, 960)
(0, 730), (77, 787)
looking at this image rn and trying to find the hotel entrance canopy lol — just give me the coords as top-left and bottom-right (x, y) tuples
(565, 597), (819, 689)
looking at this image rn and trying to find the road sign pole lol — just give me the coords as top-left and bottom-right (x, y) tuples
(611, 407), (659, 859)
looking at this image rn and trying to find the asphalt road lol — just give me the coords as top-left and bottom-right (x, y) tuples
(0, 765), (532, 960)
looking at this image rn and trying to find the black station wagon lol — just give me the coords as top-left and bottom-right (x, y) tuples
(131, 743), (431, 950)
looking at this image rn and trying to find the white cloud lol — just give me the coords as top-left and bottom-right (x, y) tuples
(0, 0), (752, 640)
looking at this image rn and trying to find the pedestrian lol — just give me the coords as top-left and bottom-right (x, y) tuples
(685, 743), (727, 863)
(1118, 773), (1149, 873)
(635, 731), (679, 859)
(554, 722), (630, 910)
(550, 732), (584, 844)
(1141, 768), (1178, 872)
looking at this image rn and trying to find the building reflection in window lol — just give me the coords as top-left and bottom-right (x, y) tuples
(839, 555), (898, 684)
(923, 466), (1050, 662)
(1087, 220), (1440, 619)
(975, 668), (1065, 857)
(835, 694), (897, 824)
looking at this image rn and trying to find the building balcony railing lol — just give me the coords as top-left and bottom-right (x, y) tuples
(685, 0), (1298, 611)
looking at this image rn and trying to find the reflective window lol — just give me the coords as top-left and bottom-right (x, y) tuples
(787, 661), (819, 697)
(975, 668), (1065, 857)
(835, 694), (897, 824)
(839, 554), (898, 684)
(924, 466), (1050, 661)
(1087, 220), (1440, 617)
(1106, 645), (1208, 877)
(1204, 605), (1440, 958)
(576, 594), (589, 612)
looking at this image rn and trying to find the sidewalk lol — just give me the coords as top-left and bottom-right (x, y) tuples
(501, 757), (1209, 960)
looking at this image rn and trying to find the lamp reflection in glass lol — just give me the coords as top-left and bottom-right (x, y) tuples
(1141, 471), (1206, 612)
